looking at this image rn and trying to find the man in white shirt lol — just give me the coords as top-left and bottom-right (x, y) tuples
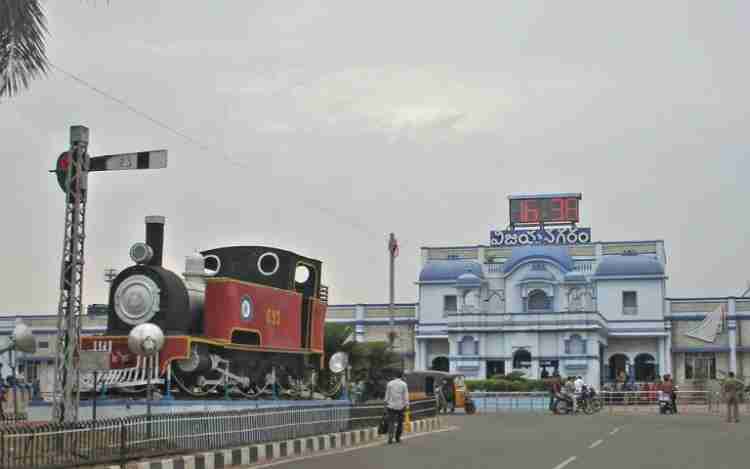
(384, 370), (410, 444)
(574, 376), (585, 413)
(574, 376), (584, 394)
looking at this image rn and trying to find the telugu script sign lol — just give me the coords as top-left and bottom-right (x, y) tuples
(490, 227), (592, 247)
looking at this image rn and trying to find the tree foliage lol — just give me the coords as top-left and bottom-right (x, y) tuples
(1, 0), (50, 98)
(322, 324), (401, 400)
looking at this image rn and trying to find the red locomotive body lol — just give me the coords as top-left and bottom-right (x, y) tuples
(203, 277), (303, 350)
(79, 216), (328, 398)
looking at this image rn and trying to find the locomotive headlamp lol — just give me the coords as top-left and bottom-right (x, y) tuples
(130, 242), (154, 264)
(128, 323), (165, 357)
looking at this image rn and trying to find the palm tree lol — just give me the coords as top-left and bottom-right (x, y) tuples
(1, 0), (50, 98)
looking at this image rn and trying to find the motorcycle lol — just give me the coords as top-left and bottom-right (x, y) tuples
(554, 386), (600, 415)
(581, 385), (602, 413)
(658, 390), (676, 415)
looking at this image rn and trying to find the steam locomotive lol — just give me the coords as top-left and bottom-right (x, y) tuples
(80, 216), (328, 398)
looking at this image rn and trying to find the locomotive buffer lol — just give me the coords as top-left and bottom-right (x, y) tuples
(51, 125), (167, 423)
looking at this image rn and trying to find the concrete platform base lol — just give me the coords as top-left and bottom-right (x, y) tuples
(107, 416), (443, 469)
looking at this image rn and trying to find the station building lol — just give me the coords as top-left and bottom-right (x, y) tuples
(413, 195), (750, 387)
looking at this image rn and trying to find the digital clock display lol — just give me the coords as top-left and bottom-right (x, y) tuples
(509, 194), (581, 225)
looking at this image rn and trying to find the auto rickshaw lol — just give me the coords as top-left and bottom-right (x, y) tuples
(404, 370), (476, 414)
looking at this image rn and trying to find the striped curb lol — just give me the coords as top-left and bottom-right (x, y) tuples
(108, 416), (443, 469)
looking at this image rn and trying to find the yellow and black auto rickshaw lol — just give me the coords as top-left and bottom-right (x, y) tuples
(404, 371), (476, 414)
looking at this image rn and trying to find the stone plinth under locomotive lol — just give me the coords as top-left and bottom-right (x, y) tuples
(80, 217), (327, 397)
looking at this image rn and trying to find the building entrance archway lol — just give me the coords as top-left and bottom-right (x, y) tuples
(431, 356), (449, 372)
(608, 354), (629, 382)
(634, 353), (657, 382)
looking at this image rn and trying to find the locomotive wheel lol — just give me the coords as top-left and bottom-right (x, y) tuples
(171, 363), (219, 397)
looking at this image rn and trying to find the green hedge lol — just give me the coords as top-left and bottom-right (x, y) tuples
(466, 378), (549, 392)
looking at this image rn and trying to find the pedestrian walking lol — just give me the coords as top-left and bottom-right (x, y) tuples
(435, 381), (447, 414)
(722, 371), (743, 423)
(0, 382), (6, 419)
(384, 370), (410, 444)
(549, 374), (562, 413)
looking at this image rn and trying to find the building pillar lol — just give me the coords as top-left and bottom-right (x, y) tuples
(665, 325), (673, 376)
(657, 336), (665, 379)
(417, 339), (428, 371)
(354, 304), (365, 343)
(729, 297), (738, 374)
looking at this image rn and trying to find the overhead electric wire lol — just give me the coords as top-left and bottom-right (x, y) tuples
(50, 63), (411, 252)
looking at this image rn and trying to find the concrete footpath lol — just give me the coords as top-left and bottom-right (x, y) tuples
(106, 416), (444, 469)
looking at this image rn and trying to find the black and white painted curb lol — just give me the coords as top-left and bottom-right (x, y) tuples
(108, 416), (443, 469)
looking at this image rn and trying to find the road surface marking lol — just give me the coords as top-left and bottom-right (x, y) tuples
(552, 456), (577, 469)
(610, 427), (620, 435)
(246, 426), (459, 468)
(589, 439), (603, 449)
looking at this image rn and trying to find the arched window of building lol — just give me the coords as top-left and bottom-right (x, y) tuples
(512, 349), (532, 369)
(527, 289), (552, 312)
(459, 336), (478, 355)
(431, 356), (449, 372)
(565, 334), (586, 355)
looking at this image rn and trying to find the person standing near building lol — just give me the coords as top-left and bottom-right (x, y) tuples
(563, 377), (577, 413)
(722, 372), (743, 423)
(0, 381), (6, 419)
(435, 380), (447, 414)
(384, 370), (410, 444)
(549, 373), (562, 413)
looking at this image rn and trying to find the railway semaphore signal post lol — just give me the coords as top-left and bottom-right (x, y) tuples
(51, 125), (167, 423)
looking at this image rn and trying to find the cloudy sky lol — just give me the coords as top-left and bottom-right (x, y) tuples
(2, 0), (749, 313)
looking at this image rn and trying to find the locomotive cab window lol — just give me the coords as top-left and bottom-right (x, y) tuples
(204, 255), (221, 276)
(257, 252), (280, 276)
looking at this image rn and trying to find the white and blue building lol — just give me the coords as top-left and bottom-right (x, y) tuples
(413, 241), (750, 388)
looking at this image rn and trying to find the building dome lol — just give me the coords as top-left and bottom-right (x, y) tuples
(419, 260), (484, 282)
(456, 270), (482, 288)
(502, 245), (574, 273)
(595, 254), (664, 277)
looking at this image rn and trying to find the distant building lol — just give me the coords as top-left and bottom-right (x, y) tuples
(0, 308), (107, 391)
(326, 303), (417, 371)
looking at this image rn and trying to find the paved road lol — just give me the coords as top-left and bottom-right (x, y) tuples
(250, 413), (748, 469)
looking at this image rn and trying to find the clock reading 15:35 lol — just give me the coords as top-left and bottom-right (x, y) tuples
(510, 197), (579, 224)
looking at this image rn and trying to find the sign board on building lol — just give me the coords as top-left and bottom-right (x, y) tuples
(490, 226), (592, 246)
(79, 351), (110, 372)
(508, 193), (582, 225)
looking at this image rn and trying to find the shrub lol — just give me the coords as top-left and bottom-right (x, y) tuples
(504, 371), (528, 382)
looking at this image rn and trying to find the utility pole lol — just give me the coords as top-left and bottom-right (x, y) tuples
(387, 233), (403, 370)
(51, 125), (167, 423)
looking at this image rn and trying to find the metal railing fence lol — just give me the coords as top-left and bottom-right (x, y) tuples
(0, 399), (437, 469)
(469, 392), (551, 412)
(468, 390), (750, 416)
(599, 391), (749, 416)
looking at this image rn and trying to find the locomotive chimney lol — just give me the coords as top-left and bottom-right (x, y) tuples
(145, 216), (165, 267)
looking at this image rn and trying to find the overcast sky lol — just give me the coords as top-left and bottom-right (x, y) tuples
(2, 1), (749, 313)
